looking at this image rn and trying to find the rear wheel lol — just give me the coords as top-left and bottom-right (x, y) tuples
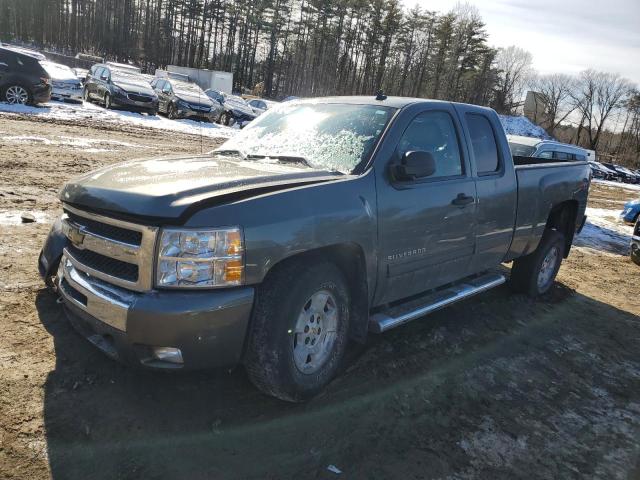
(4, 84), (31, 105)
(245, 261), (350, 402)
(510, 229), (565, 297)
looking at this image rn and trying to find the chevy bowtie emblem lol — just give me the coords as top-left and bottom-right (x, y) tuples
(67, 224), (86, 247)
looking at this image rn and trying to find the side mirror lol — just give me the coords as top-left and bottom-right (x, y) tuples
(391, 150), (436, 181)
(100, 74), (109, 81)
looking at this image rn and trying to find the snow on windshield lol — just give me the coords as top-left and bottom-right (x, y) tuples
(218, 103), (394, 173)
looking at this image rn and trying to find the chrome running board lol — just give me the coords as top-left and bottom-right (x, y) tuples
(369, 272), (506, 333)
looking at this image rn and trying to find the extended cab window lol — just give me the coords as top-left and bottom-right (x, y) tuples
(397, 111), (463, 178)
(466, 113), (499, 174)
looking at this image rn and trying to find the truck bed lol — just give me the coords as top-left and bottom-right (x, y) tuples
(506, 159), (590, 260)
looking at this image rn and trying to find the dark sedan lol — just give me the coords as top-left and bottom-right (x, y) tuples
(204, 89), (256, 127)
(150, 77), (222, 122)
(602, 162), (640, 184)
(83, 64), (158, 115)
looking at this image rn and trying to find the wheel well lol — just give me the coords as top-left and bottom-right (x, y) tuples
(261, 244), (370, 343)
(545, 200), (578, 257)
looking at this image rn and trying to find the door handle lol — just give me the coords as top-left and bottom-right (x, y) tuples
(451, 193), (475, 206)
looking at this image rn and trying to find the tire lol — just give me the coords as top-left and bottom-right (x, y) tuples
(510, 229), (565, 297)
(168, 103), (177, 119)
(3, 84), (32, 105)
(104, 93), (112, 109)
(82, 87), (90, 103)
(631, 249), (640, 267)
(220, 112), (231, 126)
(245, 261), (351, 402)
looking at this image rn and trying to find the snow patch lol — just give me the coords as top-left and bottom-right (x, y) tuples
(0, 101), (236, 139)
(498, 115), (551, 140)
(592, 179), (640, 192)
(575, 207), (633, 255)
(0, 211), (52, 226)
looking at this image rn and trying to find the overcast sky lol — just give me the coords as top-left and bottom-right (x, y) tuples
(402, 0), (640, 85)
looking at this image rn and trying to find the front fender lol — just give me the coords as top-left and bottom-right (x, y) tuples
(38, 216), (69, 282)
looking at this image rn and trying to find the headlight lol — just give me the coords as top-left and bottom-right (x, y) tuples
(156, 227), (244, 288)
(177, 99), (189, 109)
(112, 85), (126, 96)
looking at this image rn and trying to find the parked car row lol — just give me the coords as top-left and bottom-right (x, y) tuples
(599, 162), (640, 184)
(0, 45), (278, 128)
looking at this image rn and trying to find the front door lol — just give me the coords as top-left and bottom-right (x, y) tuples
(375, 105), (477, 305)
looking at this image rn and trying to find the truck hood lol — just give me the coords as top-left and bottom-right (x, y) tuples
(60, 155), (341, 221)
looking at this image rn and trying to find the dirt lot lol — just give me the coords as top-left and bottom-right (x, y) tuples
(1, 112), (640, 480)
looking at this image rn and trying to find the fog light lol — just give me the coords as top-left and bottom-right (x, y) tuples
(151, 346), (184, 364)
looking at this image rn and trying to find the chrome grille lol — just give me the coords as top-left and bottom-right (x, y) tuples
(65, 210), (143, 245)
(67, 244), (139, 282)
(127, 93), (153, 103)
(61, 204), (158, 292)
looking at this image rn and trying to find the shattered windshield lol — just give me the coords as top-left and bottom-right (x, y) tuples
(216, 102), (395, 173)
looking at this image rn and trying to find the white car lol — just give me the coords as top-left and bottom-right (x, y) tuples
(40, 61), (83, 103)
(247, 98), (278, 116)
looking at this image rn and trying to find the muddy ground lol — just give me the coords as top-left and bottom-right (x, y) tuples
(1, 112), (639, 480)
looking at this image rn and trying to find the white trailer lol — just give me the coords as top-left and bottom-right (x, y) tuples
(166, 65), (233, 93)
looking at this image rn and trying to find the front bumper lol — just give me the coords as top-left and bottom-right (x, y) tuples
(33, 84), (52, 104)
(112, 94), (159, 112)
(175, 106), (216, 121)
(50, 254), (254, 369)
(621, 207), (640, 224)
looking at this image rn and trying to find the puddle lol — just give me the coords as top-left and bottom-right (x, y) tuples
(0, 211), (52, 226)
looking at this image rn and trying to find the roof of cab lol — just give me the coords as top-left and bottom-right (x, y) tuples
(291, 95), (493, 111)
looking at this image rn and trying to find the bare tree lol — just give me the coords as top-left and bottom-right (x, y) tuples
(529, 73), (577, 135)
(493, 45), (533, 114)
(572, 70), (632, 150)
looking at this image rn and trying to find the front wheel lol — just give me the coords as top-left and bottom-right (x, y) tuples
(510, 229), (565, 297)
(220, 112), (232, 126)
(245, 261), (351, 402)
(82, 87), (90, 103)
(104, 93), (112, 109)
(167, 103), (178, 119)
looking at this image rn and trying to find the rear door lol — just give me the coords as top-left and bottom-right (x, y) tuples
(456, 106), (517, 273)
(375, 104), (477, 304)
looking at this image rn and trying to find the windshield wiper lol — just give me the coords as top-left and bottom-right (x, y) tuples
(249, 154), (314, 168)
(213, 149), (247, 159)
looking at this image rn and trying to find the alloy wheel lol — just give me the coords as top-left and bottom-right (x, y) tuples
(292, 290), (339, 374)
(5, 85), (29, 105)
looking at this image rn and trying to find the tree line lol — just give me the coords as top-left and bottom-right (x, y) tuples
(0, 0), (638, 166)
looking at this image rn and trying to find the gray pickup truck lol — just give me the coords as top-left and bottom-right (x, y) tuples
(39, 96), (590, 401)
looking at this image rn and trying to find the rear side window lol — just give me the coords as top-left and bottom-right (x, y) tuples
(553, 151), (571, 161)
(466, 114), (500, 174)
(397, 111), (464, 179)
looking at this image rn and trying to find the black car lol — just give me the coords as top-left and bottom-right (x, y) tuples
(83, 64), (158, 115)
(150, 77), (222, 122)
(601, 162), (639, 184)
(0, 46), (51, 105)
(204, 89), (256, 126)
